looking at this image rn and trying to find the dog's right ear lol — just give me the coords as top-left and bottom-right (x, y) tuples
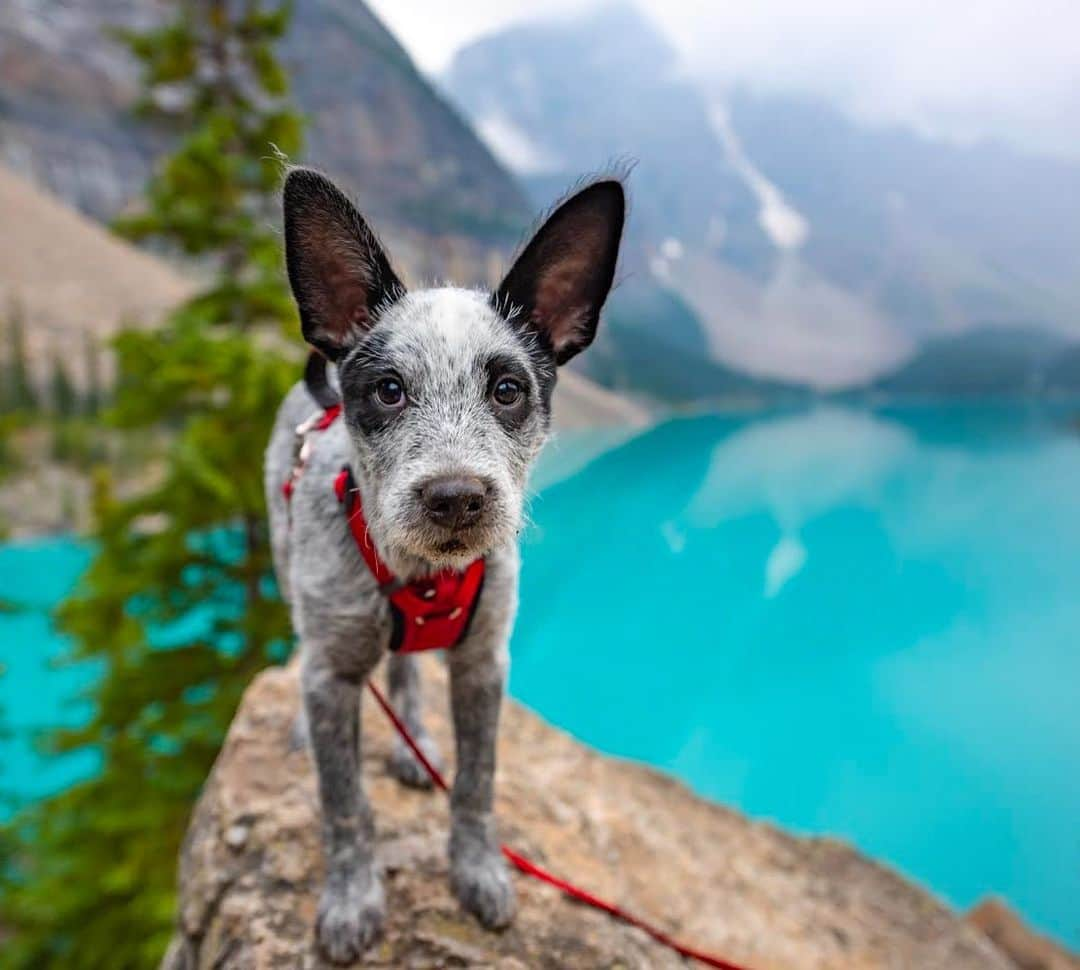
(493, 179), (625, 365)
(283, 168), (404, 361)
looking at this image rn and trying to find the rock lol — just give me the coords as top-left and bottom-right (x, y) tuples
(159, 657), (1034, 969)
(966, 899), (1080, 970)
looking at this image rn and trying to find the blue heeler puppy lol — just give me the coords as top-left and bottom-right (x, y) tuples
(264, 168), (625, 963)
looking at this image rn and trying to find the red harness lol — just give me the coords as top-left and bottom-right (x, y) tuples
(282, 406), (485, 654)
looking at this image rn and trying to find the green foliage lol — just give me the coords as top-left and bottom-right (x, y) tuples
(48, 419), (107, 467)
(0, 414), (18, 482)
(0, 3), (304, 968)
(113, 0), (302, 329)
(83, 332), (105, 417)
(2, 305), (38, 414)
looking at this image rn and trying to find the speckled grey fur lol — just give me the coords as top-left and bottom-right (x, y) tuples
(266, 168), (624, 964)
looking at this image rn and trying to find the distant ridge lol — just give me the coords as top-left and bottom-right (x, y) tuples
(0, 162), (190, 382)
(865, 328), (1080, 397)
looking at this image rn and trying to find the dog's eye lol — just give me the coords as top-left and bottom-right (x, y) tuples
(492, 376), (523, 407)
(375, 377), (406, 408)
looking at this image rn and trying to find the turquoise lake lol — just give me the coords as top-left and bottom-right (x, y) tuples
(1, 404), (1078, 947)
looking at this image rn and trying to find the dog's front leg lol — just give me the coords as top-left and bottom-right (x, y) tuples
(447, 636), (516, 928)
(302, 648), (384, 963)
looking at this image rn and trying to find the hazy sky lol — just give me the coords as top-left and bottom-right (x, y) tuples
(368, 0), (1080, 159)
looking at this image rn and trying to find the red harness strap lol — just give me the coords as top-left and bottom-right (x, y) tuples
(281, 404), (341, 502)
(282, 404), (485, 654)
(333, 466), (485, 654)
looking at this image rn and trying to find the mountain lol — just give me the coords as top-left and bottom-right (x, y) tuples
(0, 0), (531, 282)
(591, 279), (805, 405)
(443, 4), (766, 264)
(0, 161), (190, 383)
(866, 328), (1080, 397)
(443, 3), (1080, 397)
(0, 0), (648, 424)
(443, 3), (909, 392)
(0, 154), (644, 538)
(1045, 346), (1080, 393)
(728, 91), (1080, 341)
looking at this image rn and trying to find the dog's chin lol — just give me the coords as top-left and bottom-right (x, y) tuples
(400, 523), (506, 572)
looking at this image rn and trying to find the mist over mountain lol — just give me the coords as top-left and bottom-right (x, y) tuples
(443, 2), (1080, 398)
(729, 91), (1080, 340)
(443, 5), (765, 258)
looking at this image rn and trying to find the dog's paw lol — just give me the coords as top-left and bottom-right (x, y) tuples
(315, 874), (385, 965)
(450, 841), (517, 930)
(387, 733), (444, 789)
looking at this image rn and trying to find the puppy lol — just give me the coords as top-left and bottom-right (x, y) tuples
(264, 168), (625, 963)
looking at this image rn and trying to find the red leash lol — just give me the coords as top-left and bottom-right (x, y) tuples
(366, 680), (750, 970)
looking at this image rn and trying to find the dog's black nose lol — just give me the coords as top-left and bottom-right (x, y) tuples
(420, 476), (488, 529)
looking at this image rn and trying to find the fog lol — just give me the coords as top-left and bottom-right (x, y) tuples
(369, 0), (1080, 159)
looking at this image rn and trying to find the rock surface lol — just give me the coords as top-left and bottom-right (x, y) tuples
(966, 899), (1080, 970)
(161, 658), (1027, 970)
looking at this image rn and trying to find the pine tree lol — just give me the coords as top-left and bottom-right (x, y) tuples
(83, 331), (104, 416)
(3, 304), (38, 414)
(114, 0), (302, 329)
(49, 352), (78, 418)
(0, 3), (303, 967)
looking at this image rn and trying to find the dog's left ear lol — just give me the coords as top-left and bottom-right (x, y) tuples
(283, 168), (404, 361)
(493, 179), (625, 365)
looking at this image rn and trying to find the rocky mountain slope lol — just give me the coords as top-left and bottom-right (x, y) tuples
(0, 162), (189, 382)
(159, 655), (1065, 970)
(729, 90), (1080, 342)
(443, 3), (1080, 396)
(442, 4), (905, 392)
(0, 0), (531, 285)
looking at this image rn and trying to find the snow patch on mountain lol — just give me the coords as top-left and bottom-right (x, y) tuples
(474, 113), (562, 175)
(710, 103), (809, 251)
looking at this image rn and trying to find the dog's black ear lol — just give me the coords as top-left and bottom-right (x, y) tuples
(493, 179), (625, 365)
(283, 168), (404, 361)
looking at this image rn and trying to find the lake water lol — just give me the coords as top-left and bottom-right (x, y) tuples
(2, 404), (1078, 948)
(0, 538), (99, 807)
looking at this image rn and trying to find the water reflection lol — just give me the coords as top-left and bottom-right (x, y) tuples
(513, 403), (1080, 947)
